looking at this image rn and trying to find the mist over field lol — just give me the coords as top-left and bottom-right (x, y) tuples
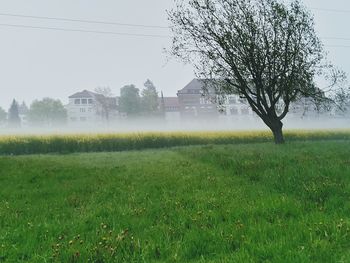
(0, 117), (349, 136)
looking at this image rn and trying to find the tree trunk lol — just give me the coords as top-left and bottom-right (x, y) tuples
(271, 121), (285, 144)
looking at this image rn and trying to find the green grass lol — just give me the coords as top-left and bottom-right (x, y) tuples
(0, 140), (350, 262)
(1, 130), (350, 155)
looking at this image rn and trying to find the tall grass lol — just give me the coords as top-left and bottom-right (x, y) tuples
(0, 130), (350, 155)
(1, 141), (350, 262)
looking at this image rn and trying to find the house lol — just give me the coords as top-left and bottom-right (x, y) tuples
(66, 90), (119, 123)
(177, 79), (218, 118)
(177, 79), (253, 119)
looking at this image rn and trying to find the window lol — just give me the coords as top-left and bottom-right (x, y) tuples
(70, 117), (77, 122)
(88, 99), (93, 104)
(80, 108), (86, 113)
(74, 99), (80, 105)
(81, 99), (87, 104)
(88, 108), (92, 112)
(80, 117), (87, 122)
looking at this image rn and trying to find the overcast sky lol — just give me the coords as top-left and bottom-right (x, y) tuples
(0, 0), (349, 109)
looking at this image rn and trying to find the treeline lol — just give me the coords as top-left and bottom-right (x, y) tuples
(0, 98), (67, 128)
(0, 79), (164, 127)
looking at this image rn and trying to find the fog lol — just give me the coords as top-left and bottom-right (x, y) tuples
(1, 117), (349, 136)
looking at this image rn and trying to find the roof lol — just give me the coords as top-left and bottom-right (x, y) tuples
(69, 90), (99, 99)
(178, 79), (216, 95)
(69, 90), (119, 107)
(178, 79), (204, 94)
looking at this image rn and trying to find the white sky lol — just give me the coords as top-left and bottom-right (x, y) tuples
(0, 0), (349, 109)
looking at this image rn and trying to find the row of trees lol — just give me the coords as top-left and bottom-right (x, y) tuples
(0, 79), (163, 127)
(0, 98), (67, 127)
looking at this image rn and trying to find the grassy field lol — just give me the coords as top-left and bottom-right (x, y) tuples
(0, 140), (350, 262)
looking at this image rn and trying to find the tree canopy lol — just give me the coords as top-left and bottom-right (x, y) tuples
(168, 0), (347, 143)
(141, 79), (159, 116)
(119, 85), (141, 116)
(28, 98), (67, 126)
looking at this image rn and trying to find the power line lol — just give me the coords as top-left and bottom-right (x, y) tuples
(0, 23), (170, 38)
(0, 13), (170, 29)
(0, 21), (350, 48)
(0, 7), (347, 35)
(0, 7), (347, 29)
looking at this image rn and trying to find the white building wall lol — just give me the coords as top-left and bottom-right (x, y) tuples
(66, 97), (99, 124)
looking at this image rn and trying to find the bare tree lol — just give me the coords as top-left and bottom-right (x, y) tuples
(168, 0), (347, 144)
(95, 87), (113, 98)
(94, 87), (117, 122)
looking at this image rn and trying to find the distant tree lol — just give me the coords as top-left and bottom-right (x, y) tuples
(141, 79), (159, 115)
(94, 87), (117, 121)
(168, 0), (347, 144)
(8, 99), (21, 128)
(19, 101), (29, 115)
(28, 98), (67, 126)
(119, 85), (141, 116)
(0, 106), (7, 124)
